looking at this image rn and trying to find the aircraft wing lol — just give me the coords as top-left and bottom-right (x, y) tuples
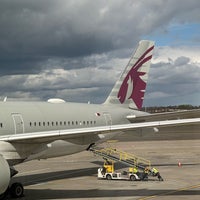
(0, 118), (200, 143)
(127, 109), (200, 122)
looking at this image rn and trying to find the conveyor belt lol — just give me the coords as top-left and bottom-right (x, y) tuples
(90, 147), (151, 170)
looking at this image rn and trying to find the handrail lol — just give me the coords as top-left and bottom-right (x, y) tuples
(92, 147), (151, 169)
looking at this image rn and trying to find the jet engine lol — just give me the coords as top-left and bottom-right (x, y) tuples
(0, 154), (10, 196)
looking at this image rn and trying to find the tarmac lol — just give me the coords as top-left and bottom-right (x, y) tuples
(11, 139), (200, 200)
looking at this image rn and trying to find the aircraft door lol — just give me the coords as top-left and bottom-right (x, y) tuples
(12, 114), (24, 134)
(103, 112), (112, 126)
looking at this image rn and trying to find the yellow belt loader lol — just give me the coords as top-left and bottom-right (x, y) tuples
(97, 160), (143, 181)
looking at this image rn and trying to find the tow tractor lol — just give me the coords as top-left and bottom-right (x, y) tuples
(97, 160), (148, 181)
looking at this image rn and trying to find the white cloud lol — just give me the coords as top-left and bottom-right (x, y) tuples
(144, 45), (200, 106)
(152, 46), (200, 64)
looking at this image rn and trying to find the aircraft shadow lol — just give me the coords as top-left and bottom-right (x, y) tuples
(13, 188), (200, 200)
(12, 167), (98, 187)
(8, 162), (200, 199)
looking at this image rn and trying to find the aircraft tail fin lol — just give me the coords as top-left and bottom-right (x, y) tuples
(104, 40), (154, 110)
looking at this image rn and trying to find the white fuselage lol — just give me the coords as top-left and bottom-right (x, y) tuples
(0, 101), (147, 165)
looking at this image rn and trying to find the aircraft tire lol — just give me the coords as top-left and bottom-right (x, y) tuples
(10, 182), (24, 198)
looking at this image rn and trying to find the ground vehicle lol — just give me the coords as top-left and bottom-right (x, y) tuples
(98, 167), (141, 181)
(97, 160), (148, 181)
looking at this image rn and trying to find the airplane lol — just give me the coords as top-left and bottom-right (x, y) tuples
(0, 40), (200, 199)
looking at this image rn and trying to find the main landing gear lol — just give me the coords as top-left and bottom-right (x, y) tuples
(10, 182), (24, 198)
(0, 167), (24, 200)
(0, 182), (24, 200)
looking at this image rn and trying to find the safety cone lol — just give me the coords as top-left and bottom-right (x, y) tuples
(178, 162), (182, 167)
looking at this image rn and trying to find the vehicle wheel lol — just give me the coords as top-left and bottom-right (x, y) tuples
(10, 182), (24, 198)
(130, 175), (136, 181)
(106, 174), (112, 180)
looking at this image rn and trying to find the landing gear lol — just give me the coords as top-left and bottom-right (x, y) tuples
(10, 182), (24, 198)
(9, 167), (24, 198)
(0, 183), (24, 199)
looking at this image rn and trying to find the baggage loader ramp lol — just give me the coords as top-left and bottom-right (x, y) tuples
(90, 147), (151, 171)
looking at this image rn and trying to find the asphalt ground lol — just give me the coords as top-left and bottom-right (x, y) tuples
(9, 138), (200, 200)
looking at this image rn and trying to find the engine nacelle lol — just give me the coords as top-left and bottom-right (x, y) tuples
(0, 155), (10, 195)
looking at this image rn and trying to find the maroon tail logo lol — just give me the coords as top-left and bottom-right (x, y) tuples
(117, 46), (154, 109)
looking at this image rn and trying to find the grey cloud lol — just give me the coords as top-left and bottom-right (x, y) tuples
(0, 0), (200, 105)
(0, 0), (200, 75)
(145, 56), (200, 106)
(174, 56), (190, 66)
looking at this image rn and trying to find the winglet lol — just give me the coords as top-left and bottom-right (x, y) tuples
(104, 40), (154, 110)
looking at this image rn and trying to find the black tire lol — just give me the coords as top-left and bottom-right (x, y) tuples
(130, 175), (136, 181)
(106, 174), (112, 180)
(10, 182), (24, 198)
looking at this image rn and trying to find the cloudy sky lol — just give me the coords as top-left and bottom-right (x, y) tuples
(0, 0), (200, 106)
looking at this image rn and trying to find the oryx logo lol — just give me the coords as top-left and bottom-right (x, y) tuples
(117, 46), (154, 109)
